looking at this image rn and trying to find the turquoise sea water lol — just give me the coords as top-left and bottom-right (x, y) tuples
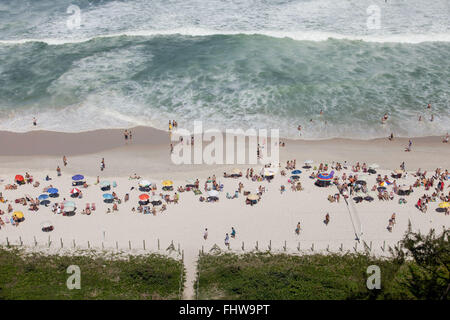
(0, 0), (449, 139)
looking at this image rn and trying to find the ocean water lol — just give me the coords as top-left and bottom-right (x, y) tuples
(0, 0), (449, 139)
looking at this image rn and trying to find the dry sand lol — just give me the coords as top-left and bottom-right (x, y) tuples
(0, 127), (449, 299)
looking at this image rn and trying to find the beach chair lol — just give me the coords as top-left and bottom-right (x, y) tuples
(91, 203), (96, 211)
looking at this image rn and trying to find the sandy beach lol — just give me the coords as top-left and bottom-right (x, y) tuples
(1, 127), (449, 298)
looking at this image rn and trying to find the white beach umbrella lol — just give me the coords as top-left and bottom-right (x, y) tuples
(208, 190), (219, 197)
(139, 180), (151, 187)
(369, 163), (379, 169)
(305, 160), (313, 165)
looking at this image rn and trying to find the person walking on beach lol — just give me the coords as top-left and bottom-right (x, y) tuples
(224, 233), (230, 248)
(124, 130), (128, 141)
(170, 143), (174, 154)
(231, 227), (236, 239)
(295, 222), (301, 235)
(63, 155), (67, 167)
(100, 158), (105, 171)
(203, 228), (208, 240)
(56, 166), (61, 177)
(32, 117), (37, 126)
(324, 213), (330, 225)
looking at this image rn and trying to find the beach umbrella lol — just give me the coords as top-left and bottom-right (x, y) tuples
(139, 194), (150, 201)
(162, 180), (173, 187)
(439, 202), (450, 209)
(317, 171), (334, 181)
(186, 179), (195, 185)
(47, 188), (58, 194)
(38, 194), (49, 201)
(40, 200), (50, 206)
(290, 175), (300, 180)
(103, 194), (114, 200)
(100, 181), (110, 187)
(15, 174), (24, 182)
(63, 201), (76, 207)
(369, 164), (379, 169)
(355, 180), (366, 186)
(72, 174), (84, 181)
(13, 211), (24, 219)
(263, 167), (276, 177)
(292, 170), (302, 174)
(247, 194), (259, 201)
(394, 169), (404, 174)
(70, 188), (81, 194)
(208, 190), (219, 197)
(231, 168), (242, 175)
(151, 195), (163, 202)
(139, 180), (151, 187)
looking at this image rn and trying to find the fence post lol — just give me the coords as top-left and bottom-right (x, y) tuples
(255, 241), (258, 251)
(340, 243), (343, 252)
(60, 238), (63, 248)
(297, 242), (300, 251)
(88, 241), (90, 249)
(34, 236), (37, 247)
(48, 236), (51, 248)
(311, 243), (314, 251)
(283, 240), (287, 251)
(116, 241), (118, 250)
(102, 242), (104, 250)
(327, 244), (330, 252)
(202, 245), (204, 255)
(382, 240), (386, 252)
(129, 240), (131, 250)
(242, 241), (244, 251)
(143, 240), (146, 250)
(178, 243), (180, 254)
(19, 236), (23, 246)
(354, 241), (358, 252)
(370, 241), (372, 252)
(73, 239), (76, 249)
(6, 237), (9, 247)
(158, 238), (160, 250)
(268, 240), (272, 251)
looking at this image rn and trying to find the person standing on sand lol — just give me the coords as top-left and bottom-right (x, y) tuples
(295, 222), (301, 235)
(224, 233), (230, 248)
(443, 133), (449, 143)
(203, 228), (208, 240)
(101, 158), (105, 171)
(56, 166), (61, 177)
(231, 227), (236, 238)
(129, 130), (132, 140)
(324, 213), (330, 225)
(33, 117), (37, 126)
(63, 155), (67, 167)
(170, 143), (174, 154)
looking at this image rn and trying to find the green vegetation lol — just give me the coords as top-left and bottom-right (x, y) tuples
(196, 227), (449, 300)
(0, 248), (184, 300)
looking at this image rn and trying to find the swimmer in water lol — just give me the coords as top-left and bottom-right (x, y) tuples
(427, 103), (431, 109)
(381, 113), (388, 123)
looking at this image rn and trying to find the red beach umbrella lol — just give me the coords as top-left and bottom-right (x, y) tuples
(15, 175), (24, 182)
(139, 194), (149, 201)
(70, 188), (81, 194)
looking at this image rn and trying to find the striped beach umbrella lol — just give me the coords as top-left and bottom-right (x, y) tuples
(70, 188), (81, 194)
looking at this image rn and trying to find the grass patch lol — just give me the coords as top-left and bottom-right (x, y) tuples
(0, 246), (184, 300)
(195, 252), (414, 300)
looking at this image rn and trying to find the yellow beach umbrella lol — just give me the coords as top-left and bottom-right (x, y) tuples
(231, 168), (242, 175)
(394, 169), (404, 174)
(13, 211), (24, 219)
(438, 202), (450, 209)
(162, 180), (173, 187)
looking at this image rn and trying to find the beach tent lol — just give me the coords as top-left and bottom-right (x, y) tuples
(139, 194), (150, 201)
(72, 175), (84, 181)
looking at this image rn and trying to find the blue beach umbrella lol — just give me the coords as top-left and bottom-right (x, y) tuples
(38, 194), (49, 200)
(103, 194), (114, 200)
(72, 174), (84, 181)
(292, 170), (302, 175)
(47, 188), (58, 194)
(40, 200), (51, 206)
